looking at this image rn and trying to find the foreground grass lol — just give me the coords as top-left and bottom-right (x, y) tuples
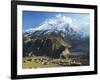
(22, 56), (58, 69)
(22, 55), (89, 69)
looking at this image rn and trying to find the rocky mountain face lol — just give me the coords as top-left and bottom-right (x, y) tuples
(23, 30), (70, 58)
(23, 26), (89, 59)
(23, 14), (89, 59)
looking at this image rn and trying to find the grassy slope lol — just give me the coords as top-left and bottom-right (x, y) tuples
(22, 57), (58, 69)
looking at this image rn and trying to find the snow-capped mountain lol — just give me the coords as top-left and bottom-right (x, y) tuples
(24, 14), (89, 40)
(25, 14), (79, 32)
(23, 14), (89, 57)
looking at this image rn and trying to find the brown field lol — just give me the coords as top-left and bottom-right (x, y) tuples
(22, 55), (89, 69)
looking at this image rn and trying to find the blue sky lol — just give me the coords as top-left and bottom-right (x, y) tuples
(22, 11), (90, 34)
(23, 11), (56, 30)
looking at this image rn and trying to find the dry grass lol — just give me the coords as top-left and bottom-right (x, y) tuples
(22, 57), (58, 69)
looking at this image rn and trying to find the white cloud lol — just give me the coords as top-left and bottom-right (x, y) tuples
(56, 14), (62, 18)
(34, 14), (80, 31)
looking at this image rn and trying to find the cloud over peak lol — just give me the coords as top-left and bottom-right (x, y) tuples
(25, 14), (89, 36)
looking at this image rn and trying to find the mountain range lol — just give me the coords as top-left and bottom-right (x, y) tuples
(23, 14), (89, 58)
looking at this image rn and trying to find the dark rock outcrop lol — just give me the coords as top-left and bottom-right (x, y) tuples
(23, 35), (71, 59)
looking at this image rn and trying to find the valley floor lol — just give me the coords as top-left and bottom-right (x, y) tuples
(22, 55), (89, 69)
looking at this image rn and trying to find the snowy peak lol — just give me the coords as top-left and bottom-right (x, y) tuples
(25, 14), (79, 33)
